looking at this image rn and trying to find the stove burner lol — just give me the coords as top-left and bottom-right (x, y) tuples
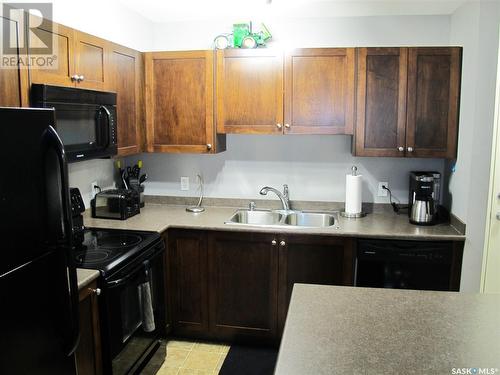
(76, 250), (111, 264)
(97, 234), (142, 249)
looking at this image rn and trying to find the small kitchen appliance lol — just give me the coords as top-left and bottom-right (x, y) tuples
(91, 189), (140, 220)
(31, 84), (117, 162)
(408, 171), (441, 225)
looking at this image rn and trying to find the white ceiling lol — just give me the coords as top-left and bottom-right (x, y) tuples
(116, 0), (468, 23)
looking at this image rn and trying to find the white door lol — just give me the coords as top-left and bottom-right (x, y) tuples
(482, 57), (500, 293)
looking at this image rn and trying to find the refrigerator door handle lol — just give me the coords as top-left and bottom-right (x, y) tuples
(44, 125), (80, 356)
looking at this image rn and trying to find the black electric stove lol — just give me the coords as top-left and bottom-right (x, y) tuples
(74, 228), (162, 277)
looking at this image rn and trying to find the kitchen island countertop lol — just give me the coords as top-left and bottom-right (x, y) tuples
(83, 203), (465, 241)
(275, 284), (500, 375)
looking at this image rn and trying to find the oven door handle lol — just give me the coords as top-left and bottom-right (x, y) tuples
(105, 244), (164, 288)
(105, 263), (144, 288)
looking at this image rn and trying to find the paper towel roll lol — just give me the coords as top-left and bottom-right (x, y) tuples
(345, 174), (362, 214)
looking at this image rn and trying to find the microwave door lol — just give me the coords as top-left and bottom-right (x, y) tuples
(51, 103), (100, 158)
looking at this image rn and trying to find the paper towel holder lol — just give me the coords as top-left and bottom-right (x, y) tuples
(340, 166), (366, 219)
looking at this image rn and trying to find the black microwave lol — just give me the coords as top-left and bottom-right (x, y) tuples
(31, 84), (117, 162)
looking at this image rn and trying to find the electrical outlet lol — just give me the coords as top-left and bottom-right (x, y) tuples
(180, 176), (189, 191)
(90, 180), (98, 200)
(378, 182), (389, 197)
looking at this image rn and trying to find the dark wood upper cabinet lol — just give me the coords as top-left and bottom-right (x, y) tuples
(216, 49), (284, 134)
(355, 47), (461, 159)
(207, 231), (279, 341)
(406, 47), (461, 158)
(76, 281), (103, 375)
(28, 21), (75, 88)
(355, 47), (408, 157)
(145, 50), (225, 153)
(73, 31), (107, 90)
(0, 15), (29, 106)
(167, 230), (209, 337)
(106, 43), (142, 156)
(277, 236), (354, 333)
(284, 48), (355, 134)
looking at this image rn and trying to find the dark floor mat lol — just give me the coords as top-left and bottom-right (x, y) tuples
(219, 345), (278, 375)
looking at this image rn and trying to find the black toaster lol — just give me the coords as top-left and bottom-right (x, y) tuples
(91, 189), (140, 220)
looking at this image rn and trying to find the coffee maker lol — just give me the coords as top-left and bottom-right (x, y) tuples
(408, 172), (441, 225)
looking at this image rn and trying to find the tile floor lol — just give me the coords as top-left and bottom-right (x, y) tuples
(155, 339), (230, 375)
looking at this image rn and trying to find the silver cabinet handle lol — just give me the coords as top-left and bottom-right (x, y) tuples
(78, 75), (85, 82)
(279, 240), (286, 247)
(206, 144), (212, 150)
(71, 74), (79, 82)
(90, 288), (101, 296)
(407, 147), (414, 152)
(398, 146), (404, 152)
(276, 123), (282, 129)
(284, 124), (290, 129)
(271, 239), (277, 246)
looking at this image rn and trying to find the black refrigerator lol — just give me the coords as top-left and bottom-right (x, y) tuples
(0, 107), (79, 374)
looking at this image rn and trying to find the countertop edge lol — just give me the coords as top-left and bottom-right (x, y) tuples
(77, 269), (100, 291)
(161, 223), (466, 241)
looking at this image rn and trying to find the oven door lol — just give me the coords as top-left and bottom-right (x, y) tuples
(48, 102), (117, 162)
(102, 244), (166, 374)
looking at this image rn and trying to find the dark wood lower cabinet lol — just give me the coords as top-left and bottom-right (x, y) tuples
(277, 236), (355, 333)
(76, 280), (102, 375)
(167, 230), (209, 337)
(166, 230), (354, 343)
(207, 232), (279, 342)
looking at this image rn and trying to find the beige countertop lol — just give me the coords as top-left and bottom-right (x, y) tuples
(83, 203), (465, 241)
(275, 284), (500, 375)
(77, 269), (100, 291)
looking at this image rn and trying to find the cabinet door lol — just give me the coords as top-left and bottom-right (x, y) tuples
(168, 230), (209, 336)
(145, 51), (215, 153)
(74, 31), (107, 90)
(0, 15), (29, 106)
(208, 232), (279, 341)
(76, 281), (103, 375)
(406, 47), (461, 158)
(106, 44), (142, 156)
(29, 21), (76, 87)
(278, 236), (354, 332)
(216, 49), (283, 134)
(284, 48), (355, 134)
(355, 48), (408, 157)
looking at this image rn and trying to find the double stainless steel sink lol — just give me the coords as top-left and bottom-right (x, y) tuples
(225, 209), (339, 229)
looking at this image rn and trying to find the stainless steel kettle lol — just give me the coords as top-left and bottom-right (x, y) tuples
(410, 199), (436, 225)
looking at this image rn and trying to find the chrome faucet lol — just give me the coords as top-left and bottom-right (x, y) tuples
(259, 184), (290, 211)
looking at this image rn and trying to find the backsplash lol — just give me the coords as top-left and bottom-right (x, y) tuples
(124, 135), (445, 204)
(68, 158), (115, 208)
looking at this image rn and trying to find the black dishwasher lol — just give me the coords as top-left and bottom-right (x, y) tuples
(355, 239), (454, 291)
